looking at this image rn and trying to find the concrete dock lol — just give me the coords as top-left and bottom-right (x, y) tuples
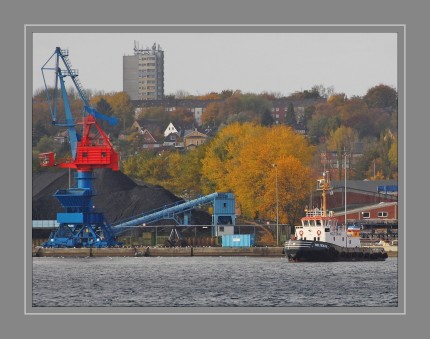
(33, 246), (285, 258)
(32, 245), (397, 258)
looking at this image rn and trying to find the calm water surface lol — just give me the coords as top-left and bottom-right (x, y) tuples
(32, 256), (398, 307)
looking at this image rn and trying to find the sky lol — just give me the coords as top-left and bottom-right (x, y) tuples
(32, 32), (398, 98)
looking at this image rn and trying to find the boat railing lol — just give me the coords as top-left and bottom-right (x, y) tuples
(305, 209), (324, 217)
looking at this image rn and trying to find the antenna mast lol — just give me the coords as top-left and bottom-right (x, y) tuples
(317, 171), (332, 217)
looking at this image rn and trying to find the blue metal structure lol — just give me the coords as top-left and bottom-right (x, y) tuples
(36, 191), (236, 247)
(40, 47), (120, 248)
(211, 192), (235, 236)
(221, 234), (255, 247)
(112, 192), (236, 236)
(377, 185), (398, 195)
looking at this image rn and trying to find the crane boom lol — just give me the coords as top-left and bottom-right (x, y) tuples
(39, 47), (119, 169)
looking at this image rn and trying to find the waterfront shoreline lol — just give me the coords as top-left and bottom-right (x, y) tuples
(32, 246), (397, 258)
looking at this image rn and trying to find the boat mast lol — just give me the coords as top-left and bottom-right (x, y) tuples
(318, 171), (332, 217)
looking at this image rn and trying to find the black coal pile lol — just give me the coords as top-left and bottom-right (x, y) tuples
(32, 169), (211, 225)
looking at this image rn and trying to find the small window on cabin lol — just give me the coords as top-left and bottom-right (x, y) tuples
(316, 220), (322, 226)
(333, 237), (336, 241)
(101, 152), (106, 158)
(314, 237), (316, 241)
(219, 226), (224, 232)
(362, 212), (370, 218)
(317, 237), (320, 241)
(82, 152), (88, 157)
(349, 240), (352, 244)
(223, 203), (227, 208)
(342, 237), (344, 242)
(378, 211), (388, 218)
(304, 237), (306, 241)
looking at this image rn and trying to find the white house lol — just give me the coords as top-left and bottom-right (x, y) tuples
(164, 122), (179, 137)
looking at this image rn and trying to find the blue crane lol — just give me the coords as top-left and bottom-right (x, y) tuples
(38, 47), (236, 248)
(40, 47), (121, 248)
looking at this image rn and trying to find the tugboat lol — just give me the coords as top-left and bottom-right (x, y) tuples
(284, 172), (387, 262)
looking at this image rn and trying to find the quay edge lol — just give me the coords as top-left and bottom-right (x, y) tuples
(32, 246), (396, 258)
(32, 246), (285, 258)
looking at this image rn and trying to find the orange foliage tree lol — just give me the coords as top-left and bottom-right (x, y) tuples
(202, 123), (316, 224)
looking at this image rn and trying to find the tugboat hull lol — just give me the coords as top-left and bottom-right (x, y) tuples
(284, 240), (387, 262)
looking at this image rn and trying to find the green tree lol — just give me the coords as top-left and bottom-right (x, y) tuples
(379, 129), (397, 179)
(302, 106), (315, 130)
(285, 102), (296, 126)
(96, 97), (113, 116)
(388, 136), (398, 170)
(307, 102), (341, 144)
(35, 135), (56, 153)
(353, 137), (379, 180)
(261, 111), (274, 126)
(91, 92), (135, 137)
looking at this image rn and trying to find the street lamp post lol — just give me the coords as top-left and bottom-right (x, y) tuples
(344, 147), (347, 248)
(272, 164), (279, 246)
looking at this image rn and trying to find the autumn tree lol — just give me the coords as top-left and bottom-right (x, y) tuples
(338, 97), (370, 138)
(201, 102), (222, 126)
(261, 157), (313, 227)
(288, 87), (321, 100)
(201, 123), (260, 193)
(326, 126), (359, 180)
(220, 90), (234, 99)
(122, 146), (208, 198)
(223, 92), (245, 118)
(202, 123), (316, 223)
(363, 84), (397, 110)
(107, 92), (135, 133)
(229, 125), (315, 221)
(366, 107), (392, 137)
(198, 92), (222, 100)
(169, 107), (195, 127)
(165, 145), (209, 197)
(327, 93), (346, 106)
